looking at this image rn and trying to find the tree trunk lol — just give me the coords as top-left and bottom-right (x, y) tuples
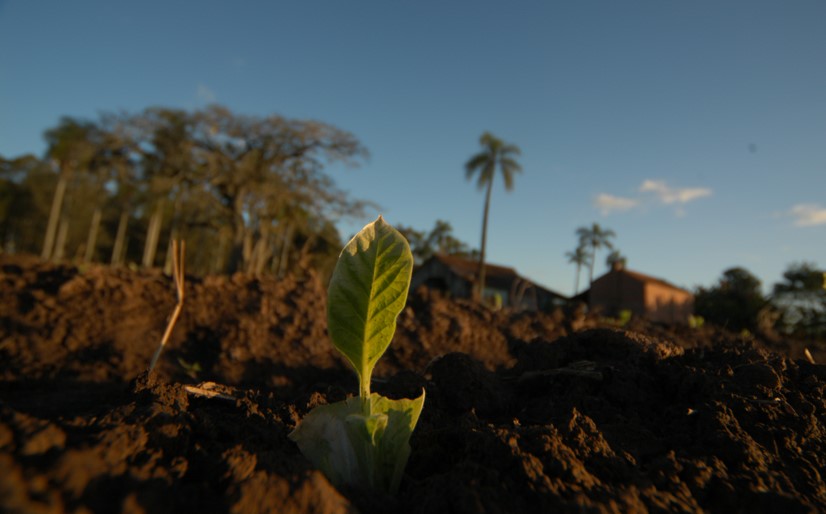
(476, 178), (493, 302)
(574, 263), (581, 295)
(142, 204), (163, 268)
(163, 227), (179, 275)
(225, 189), (249, 274)
(242, 230), (254, 267)
(53, 217), (69, 261)
(277, 223), (295, 278)
(213, 228), (230, 274)
(247, 228), (272, 276)
(589, 245), (596, 285)
(83, 208), (102, 263)
(41, 172), (68, 260)
(111, 211), (129, 265)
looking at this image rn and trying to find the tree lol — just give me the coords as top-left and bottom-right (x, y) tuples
(196, 106), (368, 273)
(1, 106), (371, 278)
(94, 114), (141, 266)
(576, 222), (616, 285)
(772, 262), (826, 338)
(41, 117), (101, 260)
(565, 245), (590, 295)
(397, 219), (476, 264)
(135, 108), (200, 268)
(605, 249), (626, 269)
(0, 154), (47, 252)
(694, 267), (766, 332)
(465, 132), (522, 301)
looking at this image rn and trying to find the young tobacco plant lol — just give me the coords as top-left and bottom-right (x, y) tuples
(289, 215), (425, 494)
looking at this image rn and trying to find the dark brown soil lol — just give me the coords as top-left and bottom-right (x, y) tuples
(1, 254), (825, 513)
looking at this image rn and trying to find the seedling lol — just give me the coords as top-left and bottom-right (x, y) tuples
(289, 216), (425, 493)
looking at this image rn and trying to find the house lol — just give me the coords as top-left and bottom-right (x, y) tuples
(586, 261), (694, 324)
(410, 254), (567, 311)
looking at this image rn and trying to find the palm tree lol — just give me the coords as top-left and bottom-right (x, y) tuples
(576, 222), (616, 286)
(465, 132), (522, 301)
(565, 245), (590, 295)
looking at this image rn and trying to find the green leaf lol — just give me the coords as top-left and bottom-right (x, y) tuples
(327, 215), (413, 397)
(288, 390), (426, 493)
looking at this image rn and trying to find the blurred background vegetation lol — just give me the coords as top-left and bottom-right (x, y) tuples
(0, 105), (376, 279)
(1, 104), (824, 340)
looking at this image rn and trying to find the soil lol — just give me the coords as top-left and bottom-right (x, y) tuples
(1, 253), (825, 514)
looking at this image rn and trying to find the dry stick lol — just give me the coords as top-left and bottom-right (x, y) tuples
(149, 240), (186, 373)
(804, 348), (816, 365)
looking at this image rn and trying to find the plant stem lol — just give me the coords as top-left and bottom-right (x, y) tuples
(360, 375), (372, 415)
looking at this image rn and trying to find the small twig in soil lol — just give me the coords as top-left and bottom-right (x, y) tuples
(184, 382), (239, 401)
(804, 348), (816, 365)
(149, 240), (185, 374)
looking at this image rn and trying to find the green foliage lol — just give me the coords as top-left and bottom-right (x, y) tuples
(177, 357), (202, 379)
(565, 244), (591, 295)
(771, 262), (826, 338)
(605, 250), (626, 269)
(289, 392), (425, 493)
(616, 309), (633, 327)
(689, 315), (705, 329)
(576, 223), (616, 285)
(0, 106), (369, 276)
(396, 219), (477, 264)
(695, 267), (767, 332)
(464, 132), (522, 192)
(289, 216), (424, 494)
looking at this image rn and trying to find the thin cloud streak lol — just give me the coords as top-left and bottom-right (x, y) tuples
(789, 204), (826, 227)
(594, 193), (639, 215)
(639, 179), (712, 205)
(595, 179), (712, 217)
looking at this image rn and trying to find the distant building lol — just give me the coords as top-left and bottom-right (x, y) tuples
(586, 261), (694, 324)
(411, 254), (567, 311)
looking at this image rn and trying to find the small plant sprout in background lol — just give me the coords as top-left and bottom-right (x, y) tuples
(149, 240), (185, 373)
(177, 357), (202, 379)
(289, 216), (425, 494)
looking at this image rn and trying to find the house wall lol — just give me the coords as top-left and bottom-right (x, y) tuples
(644, 282), (694, 324)
(589, 272), (646, 317)
(590, 270), (694, 324)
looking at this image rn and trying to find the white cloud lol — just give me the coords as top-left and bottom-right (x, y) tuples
(594, 193), (639, 215)
(639, 179), (712, 205)
(594, 178), (711, 217)
(788, 204), (826, 227)
(196, 83), (217, 103)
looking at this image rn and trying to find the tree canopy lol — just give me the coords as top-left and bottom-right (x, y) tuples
(576, 223), (616, 285)
(0, 106), (370, 278)
(694, 267), (767, 332)
(396, 219), (477, 265)
(772, 262), (826, 338)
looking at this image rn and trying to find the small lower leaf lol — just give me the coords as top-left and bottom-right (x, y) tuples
(289, 390), (426, 493)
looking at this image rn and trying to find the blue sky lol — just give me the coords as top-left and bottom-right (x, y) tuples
(1, 0), (824, 295)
